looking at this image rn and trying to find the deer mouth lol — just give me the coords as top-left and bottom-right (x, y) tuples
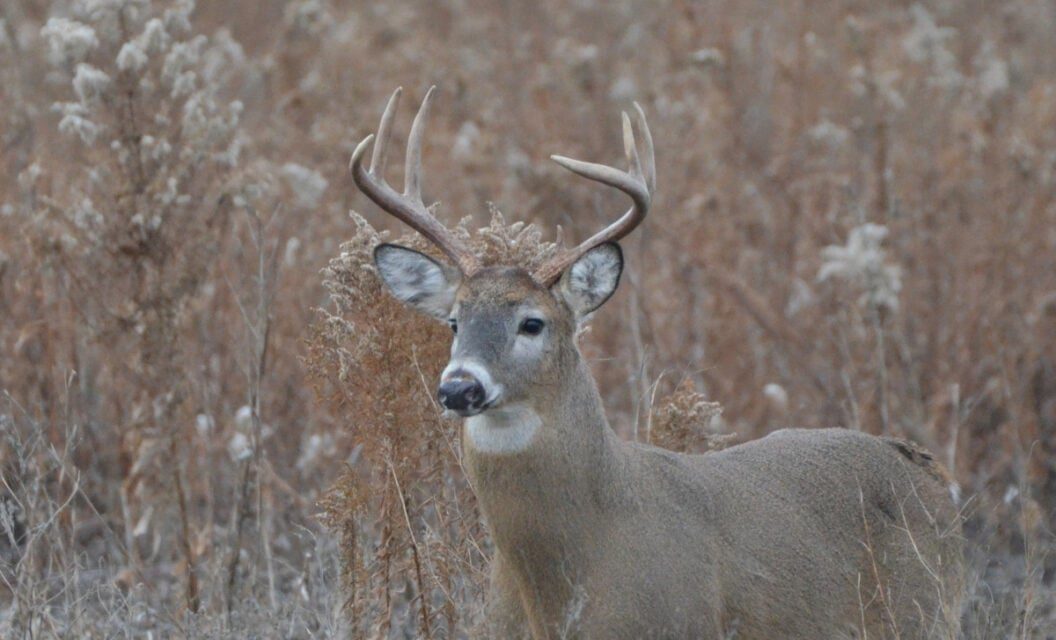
(448, 400), (493, 418)
(439, 384), (501, 418)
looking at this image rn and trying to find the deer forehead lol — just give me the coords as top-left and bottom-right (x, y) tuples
(455, 267), (564, 317)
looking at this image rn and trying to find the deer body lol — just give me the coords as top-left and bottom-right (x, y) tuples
(473, 422), (962, 638)
(453, 273), (963, 640)
(349, 87), (965, 639)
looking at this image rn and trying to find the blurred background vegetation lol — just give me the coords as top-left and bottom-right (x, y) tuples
(0, 0), (1053, 637)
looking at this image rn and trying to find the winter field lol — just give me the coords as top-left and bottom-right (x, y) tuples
(1, 0), (1054, 637)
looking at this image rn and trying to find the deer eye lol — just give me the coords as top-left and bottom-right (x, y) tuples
(448, 319), (458, 334)
(519, 318), (545, 336)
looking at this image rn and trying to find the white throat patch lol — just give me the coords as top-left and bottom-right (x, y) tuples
(465, 403), (542, 455)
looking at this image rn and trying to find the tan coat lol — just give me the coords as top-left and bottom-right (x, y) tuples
(470, 359), (964, 639)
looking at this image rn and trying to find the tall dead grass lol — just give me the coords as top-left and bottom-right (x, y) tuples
(0, 0), (1053, 637)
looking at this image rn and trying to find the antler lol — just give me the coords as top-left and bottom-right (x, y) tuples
(349, 86), (481, 275)
(533, 103), (656, 286)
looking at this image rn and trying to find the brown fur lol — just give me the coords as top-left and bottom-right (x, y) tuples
(450, 271), (965, 639)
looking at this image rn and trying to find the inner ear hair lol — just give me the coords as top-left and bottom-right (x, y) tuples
(373, 243), (460, 319)
(557, 242), (624, 317)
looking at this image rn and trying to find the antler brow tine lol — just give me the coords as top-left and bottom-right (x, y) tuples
(533, 103), (656, 286)
(348, 86), (480, 275)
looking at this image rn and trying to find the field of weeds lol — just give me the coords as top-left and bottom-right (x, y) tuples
(0, 0), (1054, 637)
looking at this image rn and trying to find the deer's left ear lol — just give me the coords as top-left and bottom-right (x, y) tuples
(555, 242), (623, 318)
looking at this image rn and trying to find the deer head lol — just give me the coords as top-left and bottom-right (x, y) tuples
(350, 86), (654, 452)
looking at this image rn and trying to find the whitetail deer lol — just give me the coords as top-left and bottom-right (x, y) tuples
(349, 87), (965, 639)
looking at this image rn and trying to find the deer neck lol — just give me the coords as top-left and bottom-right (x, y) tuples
(463, 357), (621, 566)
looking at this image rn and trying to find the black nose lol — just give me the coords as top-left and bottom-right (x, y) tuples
(438, 377), (486, 413)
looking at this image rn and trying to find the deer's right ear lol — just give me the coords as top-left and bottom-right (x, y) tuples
(374, 244), (461, 320)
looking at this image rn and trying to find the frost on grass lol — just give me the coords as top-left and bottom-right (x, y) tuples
(451, 121), (482, 161)
(54, 101), (102, 144)
(690, 48), (725, 67)
(806, 119), (851, 150)
(849, 65), (906, 111)
(42, 0), (246, 263)
(71, 63), (110, 102)
(40, 18), (98, 66)
(280, 162), (329, 210)
(116, 40), (148, 71)
(901, 5), (962, 88)
(818, 222), (902, 313)
(974, 41), (1009, 100)
(228, 431), (253, 462)
(27, 2), (257, 632)
(763, 383), (789, 412)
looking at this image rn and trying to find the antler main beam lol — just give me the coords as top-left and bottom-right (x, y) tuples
(349, 86), (481, 275)
(533, 104), (656, 286)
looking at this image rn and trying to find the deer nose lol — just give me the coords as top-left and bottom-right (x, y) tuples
(438, 377), (486, 414)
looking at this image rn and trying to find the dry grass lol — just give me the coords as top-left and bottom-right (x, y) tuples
(0, 0), (1054, 637)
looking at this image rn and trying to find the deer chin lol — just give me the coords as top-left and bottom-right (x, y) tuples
(464, 402), (542, 455)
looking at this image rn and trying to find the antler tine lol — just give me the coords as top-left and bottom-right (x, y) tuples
(622, 111), (643, 183)
(404, 85), (435, 204)
(349, 86), (481, 275)
(368, 86), (401, 176)
(533, 105), (656, 286)
(633, 102), (656, 193)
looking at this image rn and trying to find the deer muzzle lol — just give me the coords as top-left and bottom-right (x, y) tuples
(438, 376), (487, 416)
